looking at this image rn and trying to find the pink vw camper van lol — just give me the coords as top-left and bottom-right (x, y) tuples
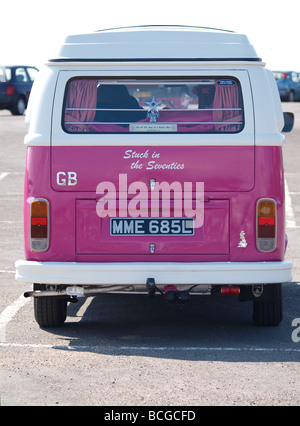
(16, 26), (294, 327)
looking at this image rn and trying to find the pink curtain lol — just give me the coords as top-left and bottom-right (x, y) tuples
(64, 80), (98, 132)
(212, 82), (242, 132)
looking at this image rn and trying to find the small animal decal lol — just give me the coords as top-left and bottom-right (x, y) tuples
(237, 230), (248, 248)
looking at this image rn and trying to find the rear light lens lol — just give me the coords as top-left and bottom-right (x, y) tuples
(221, 286), (240, 295)
(257, 199), (276, 252)
(30, 199), (49, 251)
(6, 85), (15, 95)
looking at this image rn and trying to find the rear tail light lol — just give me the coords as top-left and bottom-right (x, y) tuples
(6, 85), (15, 95)
(257, 198), (276, 252)
(30, 199), (49, 251)
(221, 286), (240, 295)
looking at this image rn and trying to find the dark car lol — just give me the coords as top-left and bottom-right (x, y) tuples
(0, 65), (39, 115)
(273, 71), (300, 102)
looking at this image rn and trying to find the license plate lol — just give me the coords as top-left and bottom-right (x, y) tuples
(110, 218), (194, 236)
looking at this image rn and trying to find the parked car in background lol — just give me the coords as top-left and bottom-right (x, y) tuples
(273, 71), (300, 102)
(0, 65), (39, 115)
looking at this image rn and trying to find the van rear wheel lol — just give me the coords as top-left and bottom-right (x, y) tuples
(34, 297), (67, 327)
(252, 284), (282, 326)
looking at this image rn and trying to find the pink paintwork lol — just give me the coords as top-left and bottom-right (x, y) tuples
(51, 145), (254, 193)
(24, 145), (286, 263)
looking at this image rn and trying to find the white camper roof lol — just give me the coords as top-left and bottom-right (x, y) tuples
(52, 26), (261, 62)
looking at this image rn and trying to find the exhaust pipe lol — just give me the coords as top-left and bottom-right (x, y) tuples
(24, 285), (128, 298)
(164, 285), (190, 304)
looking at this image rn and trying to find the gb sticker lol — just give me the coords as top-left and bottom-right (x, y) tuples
(56, 171), (78, 186)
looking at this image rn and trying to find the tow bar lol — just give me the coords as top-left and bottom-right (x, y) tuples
(146, 278), (190, 304)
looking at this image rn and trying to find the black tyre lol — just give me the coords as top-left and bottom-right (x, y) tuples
(288, 91), (295, 102)
(11, 97), (26, 115)
(253, 284), (282, 326)
(34, 297), (67, 327)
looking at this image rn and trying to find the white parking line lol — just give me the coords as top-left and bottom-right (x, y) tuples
(0, 193), (23, 197)
(0, 342), (300, 353)
(0, 221), (22, 223)
(0, 173), (9, 181)
(0, 172), (24, 184)
(285, 180), (298, 229)
(0, 294), (30, 343)
(0, 172), (23, 175)
(120, 346), (300, 352)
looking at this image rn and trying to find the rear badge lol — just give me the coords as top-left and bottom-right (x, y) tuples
(149, 243), (156, 254)
(150, 178), (156, 190)
(237, 230), (248, 248)
(146, 97), (161, 122)
(217, 80), (236, 86)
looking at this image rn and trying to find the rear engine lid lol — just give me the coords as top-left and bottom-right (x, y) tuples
(76, 199), (229, 255)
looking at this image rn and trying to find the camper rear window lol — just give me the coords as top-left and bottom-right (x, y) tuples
(62, 78), (244, 134)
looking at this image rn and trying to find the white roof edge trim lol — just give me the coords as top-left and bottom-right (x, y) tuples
(46, 60), (266, 68)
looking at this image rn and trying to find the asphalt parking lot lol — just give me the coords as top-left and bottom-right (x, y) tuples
(0, 104), (300, 406)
